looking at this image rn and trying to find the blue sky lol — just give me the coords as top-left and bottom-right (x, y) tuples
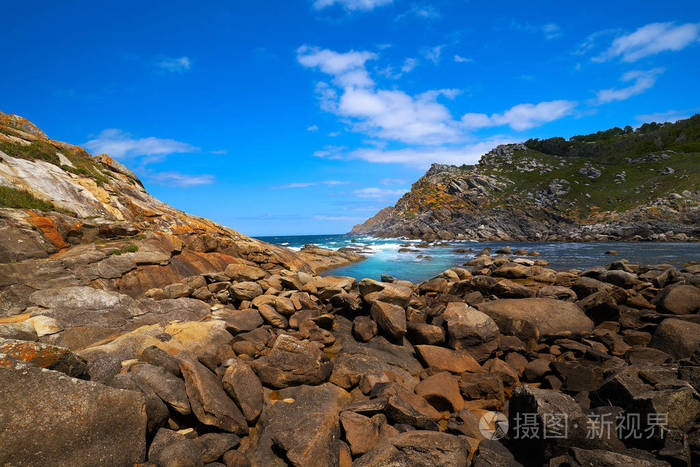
(3, 1), (699, 235)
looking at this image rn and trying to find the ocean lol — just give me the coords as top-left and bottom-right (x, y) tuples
(256, 234), (700, 283)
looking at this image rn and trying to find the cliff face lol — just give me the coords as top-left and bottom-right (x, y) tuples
(0, 112), (360, 314)
(352, 116), (700, 241)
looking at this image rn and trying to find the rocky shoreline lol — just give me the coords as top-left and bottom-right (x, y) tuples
(2, 246), (699, 466)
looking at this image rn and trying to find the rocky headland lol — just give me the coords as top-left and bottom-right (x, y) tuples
(1, 112), (699, 466)
(352, 116), (700, 242)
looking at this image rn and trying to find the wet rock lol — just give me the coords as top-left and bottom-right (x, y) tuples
(415, 344), (481, 373)
(222, 359), (263, 423)
(0, 365), (147, 466)
(370, 301), (407, 340)
(601, 270), (642, 289)
(353, 431), (470, 466)
(130, 362), (191, 415)
(353, 316), (378, 342)
(252, 334), (332, 388)
(245, 383), (350, 467)
(179, 355), (248, 435)
(650, 318), (700, 359)
(477, 298), (593, 341)
(415, 371), (464, 412)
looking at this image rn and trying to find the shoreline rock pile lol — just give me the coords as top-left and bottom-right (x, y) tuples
(2, 247), (698, 466)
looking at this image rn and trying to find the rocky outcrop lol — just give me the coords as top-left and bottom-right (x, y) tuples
(352, 116), (700, 241)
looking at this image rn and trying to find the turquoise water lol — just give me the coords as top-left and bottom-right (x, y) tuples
(256, 234), (700, 283)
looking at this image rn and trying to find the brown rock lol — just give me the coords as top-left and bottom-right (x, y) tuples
(353, 316), (378, 342)
(415, 345), (481, 373)
(353, 431), (469, 466)
(179, 355), (248, 435)
(222, 359), (263, 423)
(252, 334), (332, 388)
(655, 285), (700, 315)
(442, 302), (499, 349)
(370, 301), (407, 340)
(224, 263), (267, 281)
(415, 371), (464, 412)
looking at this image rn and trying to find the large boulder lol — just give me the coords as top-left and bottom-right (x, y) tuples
(370, 301), (407, 340)
(0, 339), (87, 377)
(359, 279), (412, 307)
(179, 355), (248, 435)
(650, 318), (700, 359)
(442, 302), (499, 348)
(655, 285), (700, 315)
(222, 358), (264, 423)
(477, 298), (593, 341)
(353, 431), (470, 466)
(129, 362), (191, 415)
(0, 365), (147, 466)
(245, 383), (350, 466)
(252, 334), (332, 388)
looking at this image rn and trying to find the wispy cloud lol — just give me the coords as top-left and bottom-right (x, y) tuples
(510, 20), (562, 40)
(313, 0), (393, 11)
(421, 45), (443, 64)
(396, 4), (440, 20)
(453, 55), (473, 63)
(156, 56), (192, 73)
(84, 129), (198, 159)
(380, 177), (408, 186)
(636, 109), (694, 123)
(353, 187), (407, 198)
(273, 180), (350, 189)
(147, 171), (214, 187)
(401, 57), (417, 73)
(307, 124), (320, 131)
(594, 22), (700, 62)
(462, 100), (577, 131)
(594, 68), (664, 104)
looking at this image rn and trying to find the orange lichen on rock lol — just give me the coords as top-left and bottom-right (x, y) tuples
(26, 210), (68, 249)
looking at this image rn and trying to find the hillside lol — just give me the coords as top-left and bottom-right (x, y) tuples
(352, 115), (700, 241)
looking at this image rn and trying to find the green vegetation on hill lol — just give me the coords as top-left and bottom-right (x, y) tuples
(0, 186), (55, 211)
(524, 114), (700, 160)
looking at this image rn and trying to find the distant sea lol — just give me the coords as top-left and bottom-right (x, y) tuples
(256, 234), (700, 283)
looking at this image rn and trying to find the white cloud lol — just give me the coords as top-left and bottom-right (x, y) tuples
(84, 129), (198, 159)
(396, 4), (440, 20)
(307, 124), (319, 131)
(573, 29), (619, 56)
(147, 172), (214, 186)
(636, 109), (693, 123)
(462, 100), (577, 131)
(298, 46), (377, 88)
(401, 57), (417, 73)
(337, 87), (463, 144)
(273, 180), (349, 189)
(350, 138), (516, 168)
(353, 187), (408, 198)
(541, 23), (562, 40)
(594, 68), (664, 104)
(156, 56), (191, 73)
(421, 45), (443, 64)
(453, 55), (473, 63)
(595, 22), (700, 62)
(313, 0), (393, 11)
